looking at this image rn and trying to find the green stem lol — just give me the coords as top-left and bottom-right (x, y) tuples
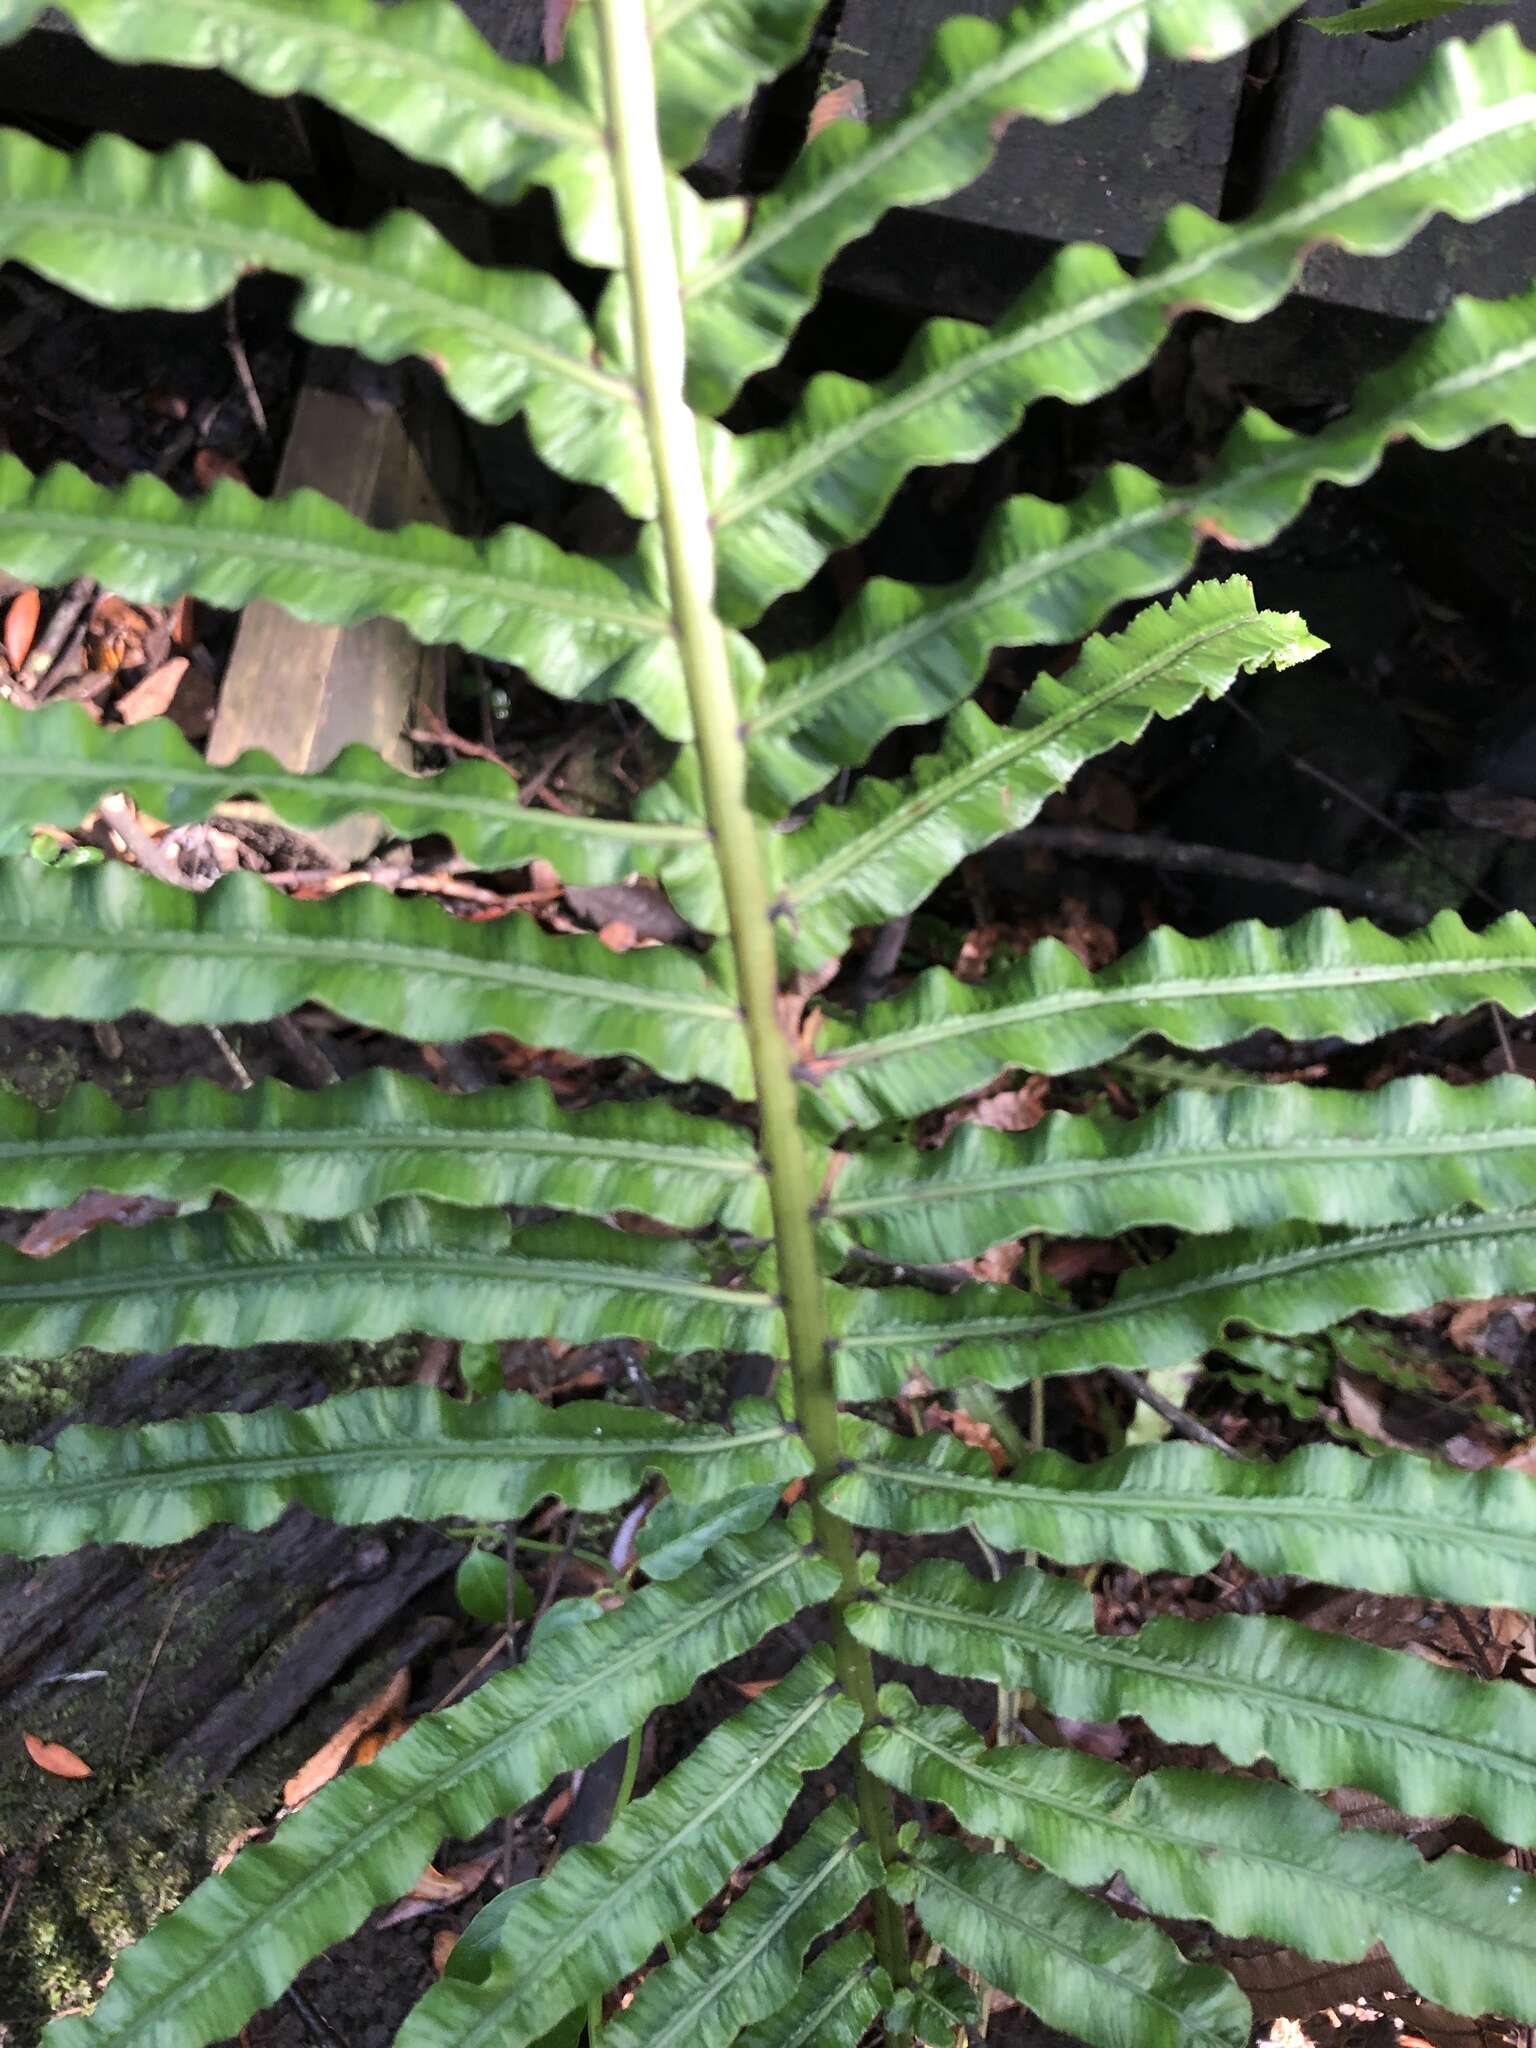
(592, 0), (909, 2006)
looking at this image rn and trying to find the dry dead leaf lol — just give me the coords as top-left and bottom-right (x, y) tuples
(1040, 1237), (1133, 1285)
(4, 586), (39, 669)
(541, 1785), (574, 1831)
(431, 1928), (458, 1977)
(543, 0), (579, 60)
(115, 656), (189, 727)
(731, 1678), (782, 1699)
(192, 449), (248, 491)
(809, 79), (867, 138)
(1445, 1295), (1536, 1352)
(923, 1403), (1008, 1474)
(282, 1668), (411, 1809)
(377, 1852), (498, 1928)
(24, 1733), (93, 1779)
(960, 1242), (1023, 1286)
(18, 1190), (178, 1258)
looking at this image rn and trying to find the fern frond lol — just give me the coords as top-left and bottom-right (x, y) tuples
(853, 1559), (1536, 1845)
(812, 908), (1536, 1128)
(401, 1655), (860, 2048)
(597, 1803), (879, 2048)
(0, 456), (693, 732)
(680, 0), (1301, 411)
(736, 1932), (886, 2048)
(869, 1687), (1536, 2027)
(891, 1836), (1250, 2048)
(0, 699), (707, 882)
(775, 582), (1320, 970)
(0, 1388), (805, 1558)
(0, 1069), (772, 1229)
(834, 1430), (1536, 1608)
(45, 1525), (833, 2048)
(748, 282), (1536, 799)
(830, 1075), (1536, 1261)
(709, 26), (1536, 618)
(0, 860), (748, 1093)
(0, 1201), (783, 1360)
(0, 129), (657, 514)
(830, 1209), (1536, 1397)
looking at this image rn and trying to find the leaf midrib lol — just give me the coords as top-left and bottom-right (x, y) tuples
(2, 1247), (775, 1313)
(826, 953), (1536, 1073)
(0, 921), (735, 1021)
(5, 1121), (759, 1175)
(10, 1422), (793, 1512)
(0, 496), (664, 638)
(0, 748), (703, 847)
(2, 186), (633, 404)
(829, 1119), (1536, 1222)
(834, 1210), (1536, 1353)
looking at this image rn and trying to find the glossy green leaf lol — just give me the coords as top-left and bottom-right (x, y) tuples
(0, 1200), (783, 1362)
(400, 1653), (859, 2048)
(776, 583), (1321, 968)
(812, 906), (1536, 1128)
(635, 1485), (783, 1580)
(0, 1388), (807, 1559)
(854, 1559), (1536, 1845)
(834, 1428), (1536, 1608)
(830, 1075), (1536, 1261)
(681, 0), (1300, 412)
(737, 1933), (886, 2048)
(600, 1804), (880, 2048)
(0, 456), (694, 735)
(47, 1526), (833, 2048)
(711, 26), (1536, 618)
(0, 1069), (771, 1230)
(870, 1688), (1536, 2028)
(893, 1836), (1249, 2048)
(0, 699), (706, 880)
(646, 0), (826, 168)
(0, 859), (748, 1094)
(0, 127), (655, 515)
(749, 282), (1536, 802)
(829, 1207), (1536, 1397)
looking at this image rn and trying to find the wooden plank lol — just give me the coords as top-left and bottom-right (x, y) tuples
(1259, 0), (1536, 321)
(207, 357), (452, 865)
(831, 0), (1247, 260)
(0, 10), (313, 173)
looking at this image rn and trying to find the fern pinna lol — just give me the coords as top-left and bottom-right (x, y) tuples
(1, 0), (1535, 2041)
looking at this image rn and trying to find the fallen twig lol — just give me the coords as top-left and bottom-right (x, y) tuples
(1015, 823), (1432, 925)
(1103, 1365), (1245, 1458)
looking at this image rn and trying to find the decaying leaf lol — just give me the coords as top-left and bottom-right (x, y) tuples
(24, 1733), (93, 1779)
(282, 1668), (411, 1809)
